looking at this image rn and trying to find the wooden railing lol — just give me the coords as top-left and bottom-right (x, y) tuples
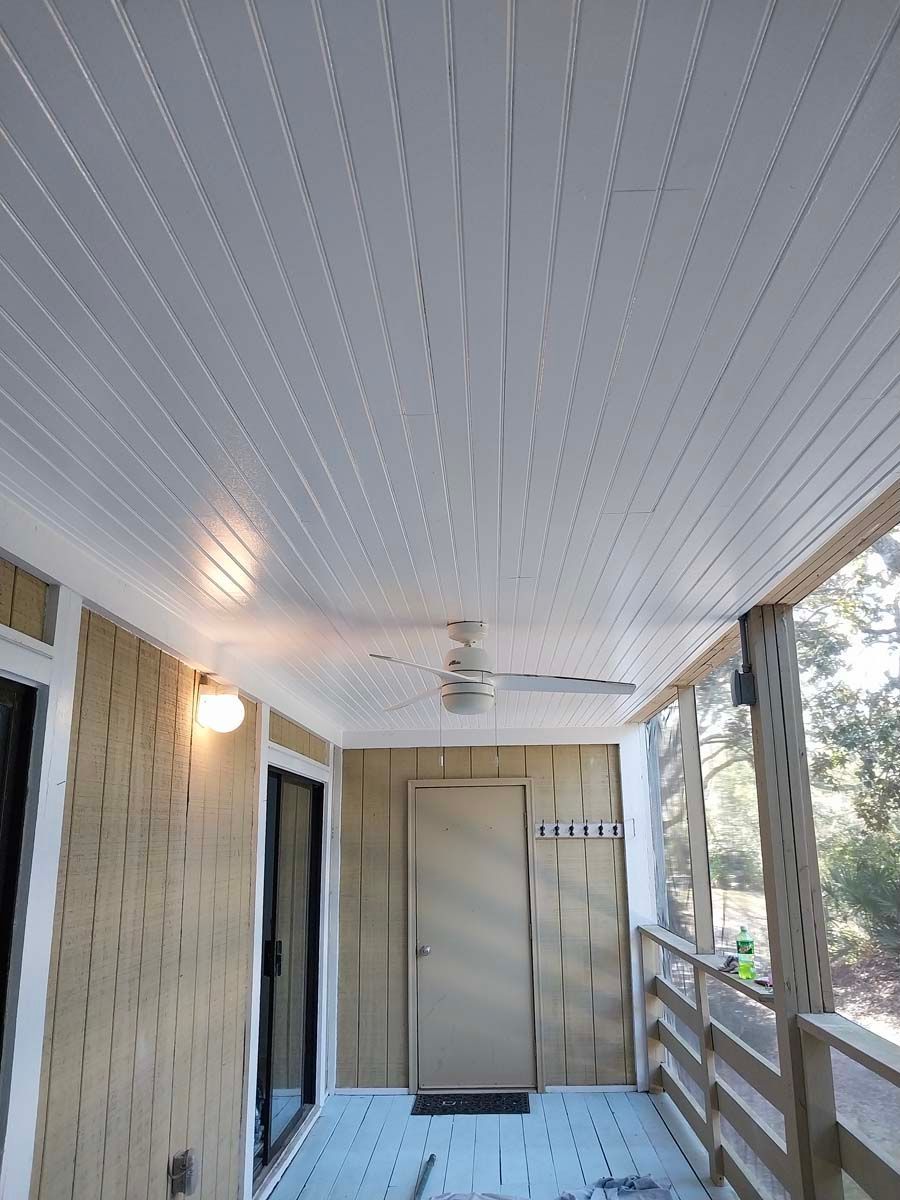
(640, 923), (900, 1200)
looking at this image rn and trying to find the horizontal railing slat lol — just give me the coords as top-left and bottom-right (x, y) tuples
(716, 1078), (789, 1185)
(798, 1012), (900, 1090)
(838, 1122), (900, 1200)
(653, 975), (697, 1031)
(657, 1020), (705, 1089)
(711, 1019), (783, 1108)
(720, 1148), (769, 1200)
(660, 1064), (707, 1144)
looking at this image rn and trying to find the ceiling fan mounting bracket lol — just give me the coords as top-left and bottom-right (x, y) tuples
(446, 619), (488, 645)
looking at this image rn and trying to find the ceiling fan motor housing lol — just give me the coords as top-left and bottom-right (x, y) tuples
(441, 641), (494, 714)
(443, 644), (491, 674)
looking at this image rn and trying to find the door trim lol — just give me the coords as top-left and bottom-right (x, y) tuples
(407, 777), (544, 1094)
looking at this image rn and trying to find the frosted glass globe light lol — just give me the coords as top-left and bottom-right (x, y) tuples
(197, 681), (245, 733)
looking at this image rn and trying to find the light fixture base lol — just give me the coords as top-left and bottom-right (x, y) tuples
(447, 620), (488, 645)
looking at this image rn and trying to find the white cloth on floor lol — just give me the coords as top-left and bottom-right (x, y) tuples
(433, 1176), (672, 1200)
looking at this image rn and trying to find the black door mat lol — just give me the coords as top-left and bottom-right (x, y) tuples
(412, 1092), (530, 1116)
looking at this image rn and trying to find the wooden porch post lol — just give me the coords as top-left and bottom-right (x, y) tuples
(746, 605), (843, 1200)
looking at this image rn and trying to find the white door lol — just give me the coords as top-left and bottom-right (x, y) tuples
(412, 783), (537, 1091)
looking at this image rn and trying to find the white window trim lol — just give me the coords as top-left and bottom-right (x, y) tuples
(0, 586), (82, 1200)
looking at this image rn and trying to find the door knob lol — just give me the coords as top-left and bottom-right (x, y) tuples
(417, 944), (431, 957)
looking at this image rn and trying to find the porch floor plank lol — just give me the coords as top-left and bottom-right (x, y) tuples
(268, 1091), (738, 1200)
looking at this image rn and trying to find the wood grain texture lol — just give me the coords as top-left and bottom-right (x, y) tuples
(387, 748), (416, 1086)
(269, 710), (330, 764)
(29, 610), (88, 1200)
(10, 565), (49, 640)
(580, 746), (627, 1083)
(31, 613), (258, 1200)
(527, 744), (566, 1087)
(0, 558), (14, 626)
(78, 630), (145, 1199)
(38, 611), (116, 1200)
(442, 746), (472, 779)
(358, 749), (391, 1085)
(336, 749), (364, 1087)
(338, 745), (633, 1089)
(608, 745), (635, 1086)
(553, 745), (594, 1085)
(471, 746), (500, 777)
(0, 556), (50, 642)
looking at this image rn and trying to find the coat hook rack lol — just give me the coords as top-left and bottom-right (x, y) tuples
(534, 819), (629, 839)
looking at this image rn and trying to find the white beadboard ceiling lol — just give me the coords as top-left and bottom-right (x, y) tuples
(1, 0), (900, 735)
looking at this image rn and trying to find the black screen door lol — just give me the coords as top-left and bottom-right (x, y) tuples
(254, 768), (323, 1179)
(0, 676), (36, 1078)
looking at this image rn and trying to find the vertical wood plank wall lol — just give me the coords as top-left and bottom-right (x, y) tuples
(336, 745), (634, 1089)
(30, 610), (259, 1200)
(0, 555), (49, 641)
(269, 710), (330, 765)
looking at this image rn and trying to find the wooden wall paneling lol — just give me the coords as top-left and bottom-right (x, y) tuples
(124, 652), (177, 1195)
(286, 718), (311, 759)
(201, 723), (236, 1194)
(10, 566), (48, 640)
(31, 620), (258, 1200)
(189, 725), (222, 1195)
(552, 745), (594, 1085)
(608, 746), (635, 1084)
(442, 746), (472, 779)
(0, 558), (15, 626)
(579, 746), (625, 1083)
(29, 611), (88, 1200)
(309, 733), (329, 765)
(497, 745), (526, 777)
(103, 643), (163, 1195)
(215, 718), (247, 1199)
(37, 611), (115, 1200)
(387, 748), (416, 1086)
(228, 705), (259, 1198)
(169, 715), (209, 1180)
(338, 743), (631, 1090)
(525, 745), (565, 1086)
(336, 749), (364, 1086)
(72, 623), (143, 1196)
(358, 749), (391, 1086)
(148, 663), (194, 1194)
(269, 710), (330, 764)
(415, 747), (444, 779)
(470, 746), (500, 777)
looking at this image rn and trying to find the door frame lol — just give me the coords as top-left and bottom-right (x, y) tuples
(407, 776), (544, 1094)
(243, 727), (335, 1200)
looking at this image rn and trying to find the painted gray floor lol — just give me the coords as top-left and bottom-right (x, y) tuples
(267, 1091), (738, 1200)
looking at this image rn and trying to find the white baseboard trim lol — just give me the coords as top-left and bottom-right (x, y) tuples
(333, 1087), (410, 1095)
(544, 1085), (637, 1092)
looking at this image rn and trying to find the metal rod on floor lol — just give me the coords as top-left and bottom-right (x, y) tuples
(413, 1153), (437, 1200)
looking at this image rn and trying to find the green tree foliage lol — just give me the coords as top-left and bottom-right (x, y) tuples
(792, 533), (900, 953)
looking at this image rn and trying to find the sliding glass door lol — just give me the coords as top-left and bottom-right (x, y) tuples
(254, 768), (323, 1180)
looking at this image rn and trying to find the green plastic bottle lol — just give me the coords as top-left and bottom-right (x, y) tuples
(736, 926), (756, 981)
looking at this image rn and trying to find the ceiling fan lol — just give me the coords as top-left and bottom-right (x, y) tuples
(371, 621), (636, 715)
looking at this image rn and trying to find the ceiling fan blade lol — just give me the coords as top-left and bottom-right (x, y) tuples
(369, 652), (461, 684)
(384, 685), (442, 713)
(492, 673), (635, 696)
